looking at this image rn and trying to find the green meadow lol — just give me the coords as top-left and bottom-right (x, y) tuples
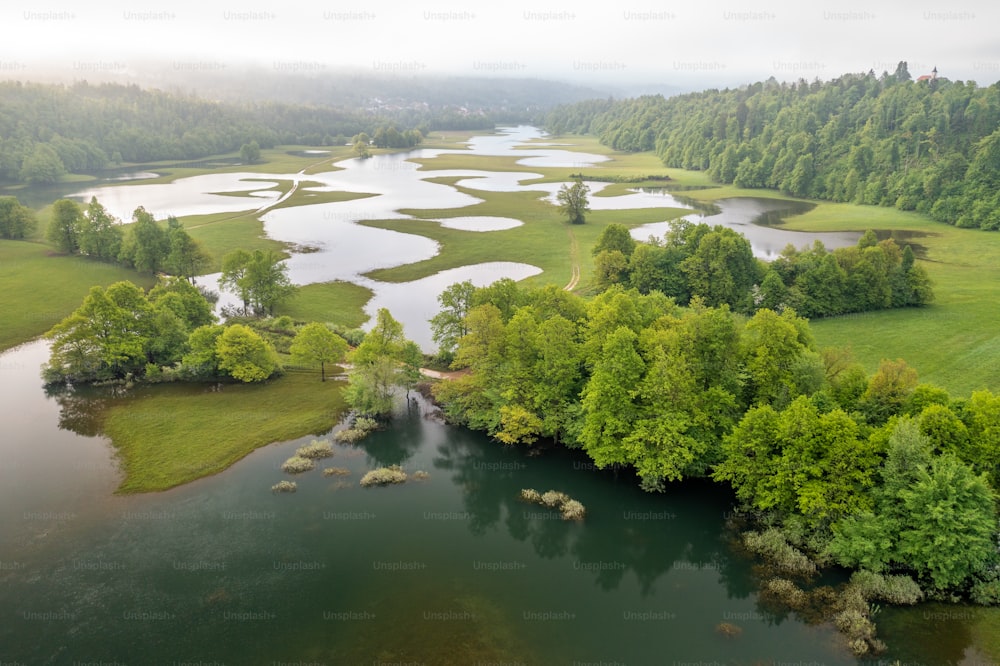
(3, 132), (998, 397)
(101, 368), (348, 493)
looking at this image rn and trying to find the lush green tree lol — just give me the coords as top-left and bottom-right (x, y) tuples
(579, 327), (645, 471)
(47, 199), (83, 253)
(290, 322), (349, 381)
(147, 277), (216, 330)
(181, 324), (225, 377)
(119, 206), (169, 274)
(345, 309), (415, 417)
(680, 226), (760, 310)
(593, 223), (636, 257)
(215, 324), (280, 382)
(0, 196), (37, 240)
(20, 143), (66, 184)
(44, 281), (154, 383)
(165, 217), (211, 279)
(832, 420), (997, 590)
(78, 198), (123, 261)
(220, 249), (296, 316)
(239, 140), (261, 164)
(430, 280), (476, 355)
(741, 308), (818, 408)
(961, 390), (1000, 488)
(859, 358), (919, 424)
(556, 179), (590, 224)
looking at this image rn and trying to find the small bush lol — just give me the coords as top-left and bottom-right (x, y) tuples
(281, 455), (316, 474)
(334, 416), (380, 443)
(520, 488), (586, 521)
(715, 622), (743, 638)
(323, 467), (351, 477)
(296, 440), (334, 459)
(520, 488), (542, 503)
(271, 480), (297, 493)
(764, 577), (808, 609)
(560, 499), (586, 521)
(412, 470), (430, 480)
(360, 465), (407, 487)
(850, 570), (923, 605)
(743, 529), (817, 574)
(970, 579), (1000, 606)
(540, 490), (570, 508)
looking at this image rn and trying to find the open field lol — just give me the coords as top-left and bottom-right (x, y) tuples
(274, 280), (373, 329)
(5, 133), (999, 395)
(102, 367), (348, 493)
(0, 240), (154, 351)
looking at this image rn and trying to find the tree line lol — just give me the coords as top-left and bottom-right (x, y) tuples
(545, 63), (1000, 230)
(429, 278), (999, 604)
(0, 81), (433, 184)
(593, 222), (933, 316)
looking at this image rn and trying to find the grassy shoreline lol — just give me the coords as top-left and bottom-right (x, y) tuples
(101, 368), (348, 493)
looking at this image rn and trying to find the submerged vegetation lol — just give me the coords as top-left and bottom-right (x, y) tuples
(430, 277), (1000, 625)
(520, 488), (587, 521)
(360, 465), (408, 487)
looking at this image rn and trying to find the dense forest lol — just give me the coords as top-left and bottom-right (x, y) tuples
(0, 80), (482, 183)
(546, 63), (1000, 230)
(429, 278), (999, 652)
(591, 222), (933, 317)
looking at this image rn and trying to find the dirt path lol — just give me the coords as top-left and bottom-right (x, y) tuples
(563, 227), (581, 291)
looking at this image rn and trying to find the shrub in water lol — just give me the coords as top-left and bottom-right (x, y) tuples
(560, 499), (586, 522)
(271, 480), (297, 493)
(281, 455), (315, 474)
(296, 439), (334, 459)
(520, 488), (542, 503)
(520, 488), (586, 521)
(360, 465), (407, 487)
(742, 529), (817, 575)
(323, 467), (351, 477)
(412, 470), (430, 480)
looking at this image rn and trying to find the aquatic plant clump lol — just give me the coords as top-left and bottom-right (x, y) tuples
(281, 455), (316, 474)
(519, 488), (541, 503)
(334, 416), (380, 443)
(742, 529), (817, 575)
(520, 488), (586, 521)
(295, 439), (334, 459)
(322, 467), (351, 477)
(412, 470), (430, 480)
(715, 622), (743, 638)
(360, 465), (407, 487)
(559, 499), (586, 521)
(271, 480), (297, 493)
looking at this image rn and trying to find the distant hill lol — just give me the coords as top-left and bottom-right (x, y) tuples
(546, 63), (1000, 230)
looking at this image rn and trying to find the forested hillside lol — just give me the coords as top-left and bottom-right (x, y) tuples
(546, 63), (1000, 230)
(0, 81), (458, 183)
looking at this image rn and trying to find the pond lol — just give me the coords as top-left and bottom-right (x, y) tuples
(630, 197), (861, 259)
(58, 127), (862, 347)
(0, 339), (857, 664)
(2, 339), (996, 663)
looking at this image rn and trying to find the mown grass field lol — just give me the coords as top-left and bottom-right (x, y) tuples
(102, 368), (347, 493)
(274, 281), (373, 329)
(0, 240), (154, 350)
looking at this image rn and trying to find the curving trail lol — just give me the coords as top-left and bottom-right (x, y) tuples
(563, 227), (581, 291)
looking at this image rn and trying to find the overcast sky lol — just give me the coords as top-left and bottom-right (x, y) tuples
(2, 0), (998, 91)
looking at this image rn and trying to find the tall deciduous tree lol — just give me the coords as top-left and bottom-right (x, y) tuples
(556, 179), (590, 224)
(215, 324), (280, 382)
(0, 196), (37, 239)
(220, 249), (296, 316)
(47, 199), (83, 253)
(430, 280), (476, 355)
(345, 309), (416, 417)
(290, 322), (349, 381)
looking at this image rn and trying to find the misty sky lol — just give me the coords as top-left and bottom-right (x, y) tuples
(1, 0), (998, 90)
